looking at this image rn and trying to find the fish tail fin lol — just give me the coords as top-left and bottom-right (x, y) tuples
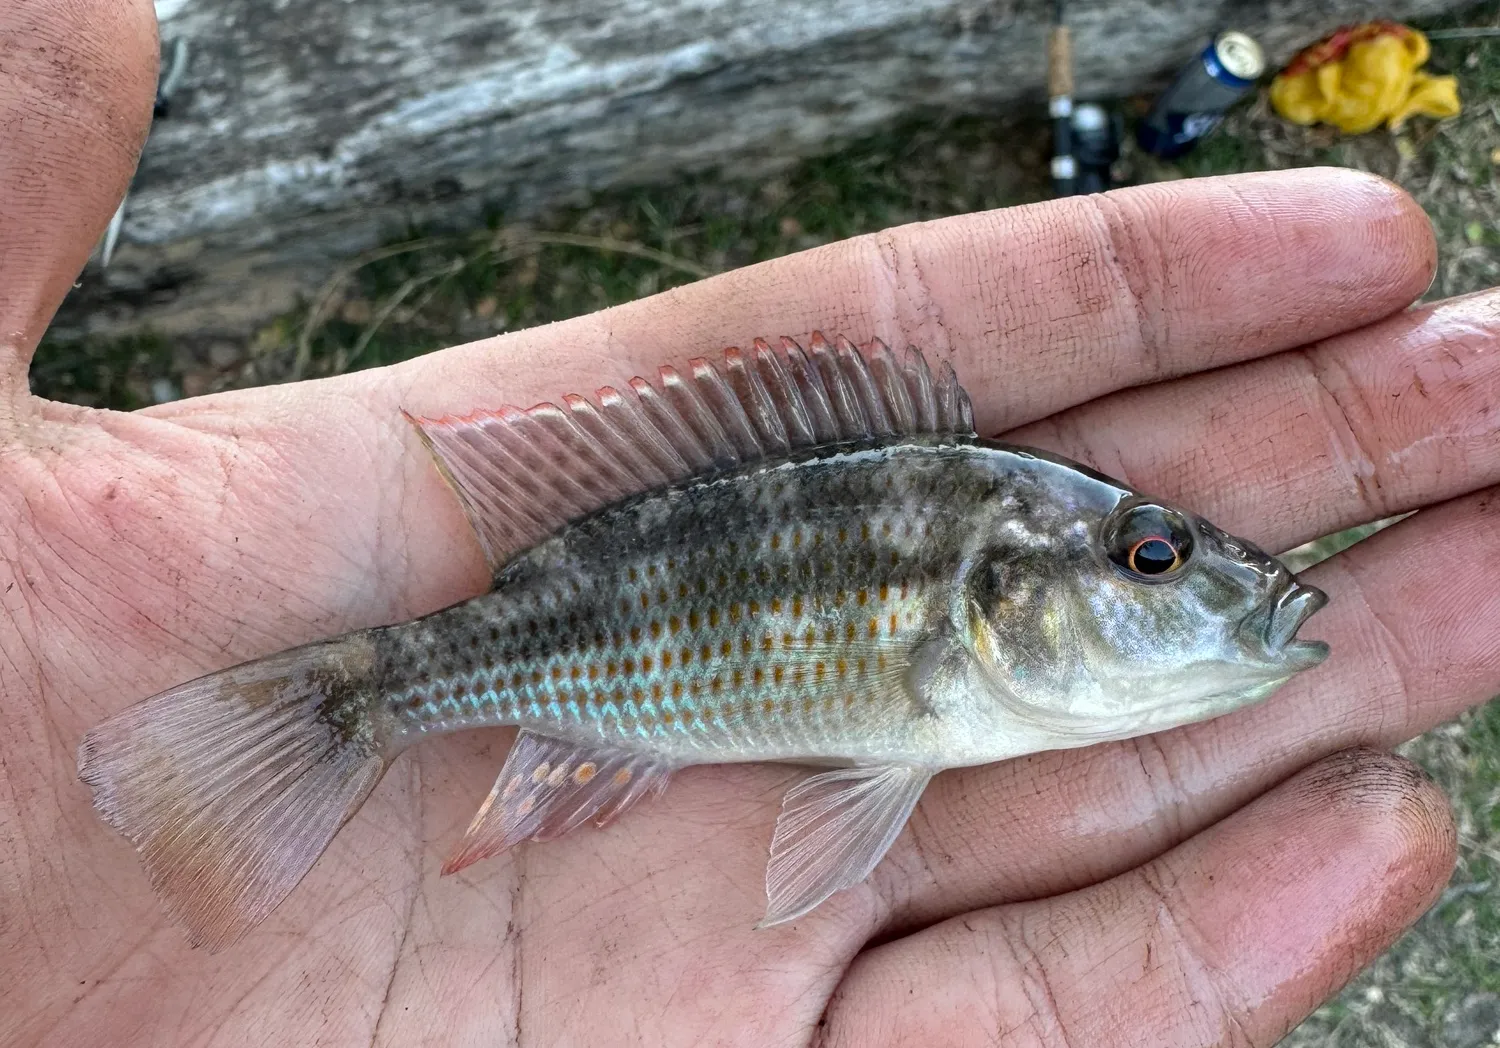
(76, 633), (394, 952)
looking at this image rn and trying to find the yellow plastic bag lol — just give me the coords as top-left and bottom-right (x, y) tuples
(1270, 21), (1460, 133)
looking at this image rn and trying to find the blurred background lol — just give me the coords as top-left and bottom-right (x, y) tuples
(34, 2), (1500, 1043)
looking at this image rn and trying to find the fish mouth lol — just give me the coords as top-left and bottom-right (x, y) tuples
(1257, 581), (1330, 668)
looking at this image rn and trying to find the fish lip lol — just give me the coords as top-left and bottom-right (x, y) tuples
(1261, 582), (1330, 666)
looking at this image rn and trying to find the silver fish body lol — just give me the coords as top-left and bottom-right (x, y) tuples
(378, 437), (1320, 767)
(76, 337), (1329, 950)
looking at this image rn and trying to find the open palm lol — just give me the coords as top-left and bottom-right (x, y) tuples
(4, 3), (1498, 1046)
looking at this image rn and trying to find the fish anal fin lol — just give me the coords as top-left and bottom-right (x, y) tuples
(405, 338), (976, 573)
(759, 764), (931, 928)
(441, 731), (672, 875)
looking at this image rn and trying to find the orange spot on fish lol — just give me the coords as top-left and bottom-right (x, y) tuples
(771, 598), (783, 615)
(771, 533), (781, 550)
(640, 592), (650, 610)
(631, 626), (642, 644)
(518, 796), (536, 816)
(792, 597), (804, 618)
(733, 669), (744, 689)
(532, 762), (551, 783)
(614, 768), (633, 786)
(652, 682), (663, 700)
(623, 658), (636, 674)
(879, 584), (889, 602)
(547, 764), (568, 787)
(650, 621), (662, 639)
(815, 662), (826, 681)
(531, 670), (544, 685)
(672, 681), (683, 699)
(502, 775), (522, 799)
(662, 651), (673, 670)
(701, 644), (712, 662)
(709, 607), (721, 628)
(689, 610), (701, 631)
(774, 665), (785, 684)
(868, 618), (879, 638)
(836, 658), (848, 677)
(669, 615), (682, 634)
(720, 639), (732, 657)
(753, 667), (765, 685)
(662, 710), (675, 726)
(762, 698), (775, 715)
(890, 614), (899, 635)
(641, 655), (654, 673)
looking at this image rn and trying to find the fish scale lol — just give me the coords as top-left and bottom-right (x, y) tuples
(77, 336), (1329, 950)
(380, 440), (997, 763)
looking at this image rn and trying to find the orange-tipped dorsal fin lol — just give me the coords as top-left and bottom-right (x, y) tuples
(405, 335), (975, 574)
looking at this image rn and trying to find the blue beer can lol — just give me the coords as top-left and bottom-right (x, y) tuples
(1137, 31), (1266, 159)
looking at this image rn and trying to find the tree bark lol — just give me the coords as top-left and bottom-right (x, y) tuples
(52, 0), (1472, 342)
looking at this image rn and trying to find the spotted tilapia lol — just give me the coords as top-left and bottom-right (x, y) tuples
(77, 334), (1329, 950)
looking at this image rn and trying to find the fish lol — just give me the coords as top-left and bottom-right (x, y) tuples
(76, 333), (1330, 951)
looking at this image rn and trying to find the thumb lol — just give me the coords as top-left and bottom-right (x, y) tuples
(0, 0), (159, 409)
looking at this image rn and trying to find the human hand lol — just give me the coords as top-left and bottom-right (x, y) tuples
(3, 2), (1496, 1045)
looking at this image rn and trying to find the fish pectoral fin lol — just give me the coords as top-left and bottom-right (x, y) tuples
(759, 763), (932, 928)
(441, 731), (673, 875)
(403, 337), (975, 575)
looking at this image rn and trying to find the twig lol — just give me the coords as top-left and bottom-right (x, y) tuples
(499, 229), (712, 278)
(291, 236), (458, 380)
(342, 258), (468, 372)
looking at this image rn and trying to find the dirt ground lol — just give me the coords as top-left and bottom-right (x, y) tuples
(30, 5), (1500, 1045)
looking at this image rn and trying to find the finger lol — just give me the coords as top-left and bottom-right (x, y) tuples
(0, 0), (158, 394)
(125, 169), (1436, 657)
(388, 168), (1433, 440)
(821, 749), (1456, 1048)
(1008, 291), (1500, 554)
(872, 486), (1498, 928)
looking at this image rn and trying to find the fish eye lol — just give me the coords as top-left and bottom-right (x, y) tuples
(1104, 502), (1195, 582)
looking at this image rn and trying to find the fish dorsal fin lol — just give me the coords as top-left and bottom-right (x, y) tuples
(441, 730), (673, 875)
(406, 333), (976, 572)
(759, 764), (932, 927)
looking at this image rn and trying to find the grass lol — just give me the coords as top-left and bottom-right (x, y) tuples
(28, 5), (1500, 1045)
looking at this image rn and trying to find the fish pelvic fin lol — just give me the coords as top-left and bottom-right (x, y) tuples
(759, 763), (932, 928)
(76, 633), (394, 952)
(442, 731), (672, 875)
(403, 335), (977, 575)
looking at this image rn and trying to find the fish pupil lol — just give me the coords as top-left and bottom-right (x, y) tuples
(1130, 538), (1178, 575)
